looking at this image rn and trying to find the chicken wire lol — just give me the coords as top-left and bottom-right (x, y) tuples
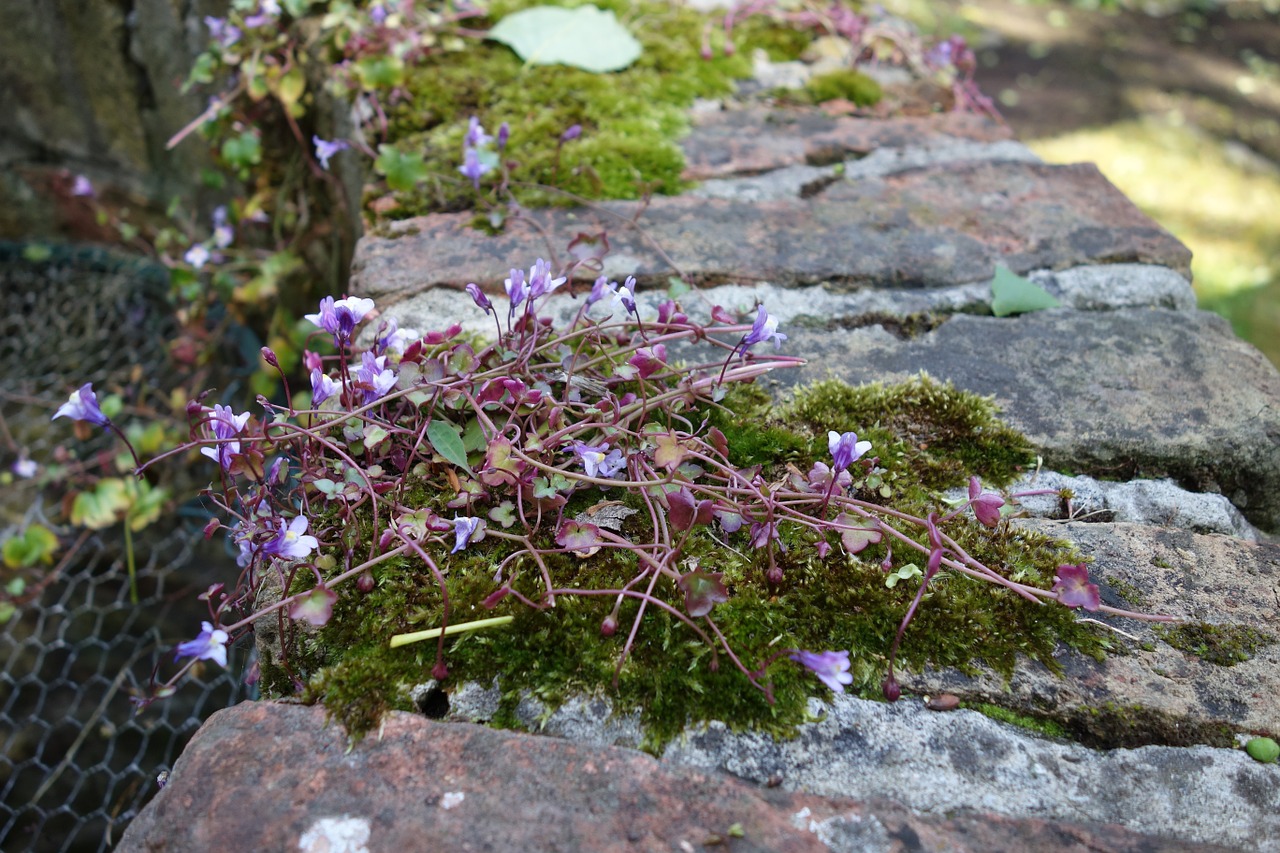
(0, 244), (248, 852)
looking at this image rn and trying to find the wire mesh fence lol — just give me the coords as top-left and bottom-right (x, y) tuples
(0, 245), (247, 851)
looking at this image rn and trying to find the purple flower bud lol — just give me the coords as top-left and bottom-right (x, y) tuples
(496, 122), (510, 151)
(882, 676), (901, 702)
(464, 116), (492, 148)
(560, 124), (582, 143)
(357, 572), (376, 594)
(71, 175), (94, 197)
(600, 615), (618, 637)
(466, 282), (492, 312)
(261, 346), (279, 367)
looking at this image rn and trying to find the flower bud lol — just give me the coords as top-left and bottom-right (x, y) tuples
(600, 615), (618, 637)
(766, 566), (784, 585)
(356, 572), (375, 594)
(261, 346), (279, 367)
(482, 587), (511, 609)
(202, 518), (222, 539)
(432, 661), (449, 681)
(882, 676), (901, 702)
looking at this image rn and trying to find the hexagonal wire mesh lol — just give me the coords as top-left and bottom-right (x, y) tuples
(0, 245), (248, 851)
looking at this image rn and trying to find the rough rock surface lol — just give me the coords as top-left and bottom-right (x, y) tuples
(132, 90), (1280, 852)
(116, 701), (1247, 853)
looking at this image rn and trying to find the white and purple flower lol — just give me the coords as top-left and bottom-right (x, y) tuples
(789, 649), (854, 693)
(263, 515), (319, 560)
(175, 621), (230, 667)
(52, 383), (110, 428)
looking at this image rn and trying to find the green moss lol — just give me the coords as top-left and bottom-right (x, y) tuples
(970, 703), (1068, 739)
(1063, 701), (1235, 749)
(1155, 622), (1276, 666)
(263, 375), (1111, 751)
(1105, 578), (1148, 609)
(377, 0), (812, 218)
(804, 69), (883, 107)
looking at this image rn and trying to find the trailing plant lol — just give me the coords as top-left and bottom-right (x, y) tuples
(50, 263), (1172, 724)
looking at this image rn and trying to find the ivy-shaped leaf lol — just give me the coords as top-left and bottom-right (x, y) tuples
(426, 419), (472, 473)
(488, 6), (642, 73)
(990, 265), (1061, 317)
(836, 513), (882, 555)
(375, 145), (429, 192)
(677, 568), (730, 618)
(2, 525), (59, 569)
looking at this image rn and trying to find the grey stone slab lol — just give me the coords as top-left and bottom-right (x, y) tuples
(776, 308), (1280, 532)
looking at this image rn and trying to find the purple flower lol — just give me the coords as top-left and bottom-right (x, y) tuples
(586, 275), (615, 307)
(244, 0), (280, 28)
(176, 621), (230, 667)
(790, 649), (854, 693)
(71, 175), (94, 197)
(459, 147), (491, 189)
(369, 4), (387, 25)
(452, 516), (484, 553)
(526, 258), (566, 301)
(355, 352), (397, 403)
(504, 268), (529, 309)
(968, 476), (1005, 528)
(560, 124), (582, 143)
(749, 520), (779, 550)
(313, 136), (349, 170)
(466, 283), (492, 312)
(204, 16), (241, 47)
(496, 122), (510, 151)
(263, 515), (319, 560)
(12, 457), (37, 478)
(611, 279), (636, 315)
(310, 368), (340, 405)
(212, 205), (234, 248)
(208, 404), (251, 440)
(53, 383), (111, 428)
(305, 295), (376, 342)
(741, 305), (786, 350)
(464, 116), (493, 148)
(184, 244), (210, 269)
(570, 442), (626, 480)
(828, 431), (872, 473)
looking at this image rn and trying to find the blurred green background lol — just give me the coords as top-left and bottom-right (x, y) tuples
(903, 0), (1279, 366)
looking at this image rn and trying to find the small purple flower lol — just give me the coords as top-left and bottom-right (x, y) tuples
(53, 383), (110, 428)
(466, 283), (492, 312)
(263, 515), (319, 560)
(452, 516), (484, 553)
(380, 323), (420, 356)
(71, 175), (94, 197)
(208, 404), (251, 440)
(749, 520), (779, 550)
(496, 122), (510, 151)
(355, 352), (397, 403)
(204, 16), (241, 47)
(459, 148), (491, 189)
(560, 124), (582, 143)
(310, 368), (340, 405)
(313, 136), (349, 170)
(790, 649), (854, 693)
(305, 295), (376, 342)
(741, 305), (786, 350)
(611, 280), (636, 315)
(184, 244), (210, 269)
(176, 621), (230, 667)
(828, 431), (872, 474)
(586, 275), (615, 307)
(504, 268), (529, 309)
(212, 206), (234, 249)
(464, 116), (493, 148)
(369, 4), (387, 25)
(570, 442), (626, 480)
(12, 457), (38, 479)
(244, 0), (280, 28)
(526, 258), (566, 301)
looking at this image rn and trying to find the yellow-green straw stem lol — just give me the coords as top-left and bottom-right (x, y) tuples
(389, 615), (515, 649)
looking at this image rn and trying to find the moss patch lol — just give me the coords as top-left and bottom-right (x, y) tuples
(259, 375), (1110, 751)
(803, 68), (884, 107)
(1156, 622), (1276, 667)
(377, 0), (813, 218)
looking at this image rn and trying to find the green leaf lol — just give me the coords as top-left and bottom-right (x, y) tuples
(274, 67), (306, 108)
(427, 419), (471, 472)
(2, 525), (59, 569)
(488, 6), (642, 73)
(375, 145), (429, 192)
(0, 602), (14, 624)
(990, 265), (1061, 317)
(363, 424), (389, 450)
(221, 131), (262, 170)
(22, 244), (52, 263)
(1246, 736), (1279, 763)
(353, 54), (405, 89)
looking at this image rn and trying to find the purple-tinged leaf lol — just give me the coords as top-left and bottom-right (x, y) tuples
(667, 487), (714, 531)
(1052, 563), (1100, 611)
(289, 585), (337, 627)
(653, 431), (686, 471)
(555, 520), (603, 557)
(677, 568), (729, 617)
(708, 427), (729, 459)
(836, 513), (882, 554)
